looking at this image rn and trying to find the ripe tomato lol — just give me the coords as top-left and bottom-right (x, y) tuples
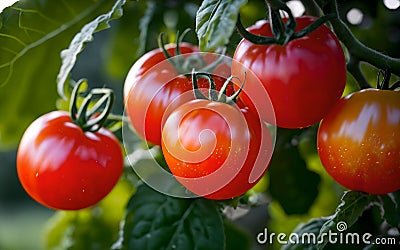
(161, 99), (273, 200)
(124, 43), (232, 145)
(317, 89), (400, 194)
(17, 111), (123, 210)
(232, 16), (346, 128)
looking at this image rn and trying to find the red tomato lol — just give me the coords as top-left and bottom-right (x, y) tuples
(17, 111), (123, 210)
(232, 16), (346, 128)
(161, 99), (273, 200)
(317, 89), (400, 194)
(124, 43), (232, 145)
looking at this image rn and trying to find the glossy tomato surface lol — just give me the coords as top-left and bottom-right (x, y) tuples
(161, 99), (273, 200)
(17, 111), (123, 210)
(232, 16), (346, 128)
(317, 89), (400, 194)
(124, 43), (232, 146)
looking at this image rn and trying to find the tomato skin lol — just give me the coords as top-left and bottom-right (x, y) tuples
(232, 16), (346, 128)
(17, 111), (123, 210)
(317, 89), (400, 194)
(161, 99), (273, 200)
(124, 43), (233, 146)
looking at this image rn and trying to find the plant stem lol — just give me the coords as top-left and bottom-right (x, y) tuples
(323, 0), (400, 77)
(301, 0), (323, 16)
(347, 56), (371, 89)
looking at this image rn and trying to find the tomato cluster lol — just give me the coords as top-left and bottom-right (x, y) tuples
(124, 45), (274, 199)
(16, 14), (400, 211)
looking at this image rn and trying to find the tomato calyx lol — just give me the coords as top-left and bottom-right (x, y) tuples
(190, 71), (244, 106)
(158, 29), (225, 74)
(236, 0), (336, 45)
(69, 80), (115, 132)
(377, 69), (400, 91)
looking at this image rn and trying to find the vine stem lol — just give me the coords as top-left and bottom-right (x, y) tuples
(321, 0), (400, 86)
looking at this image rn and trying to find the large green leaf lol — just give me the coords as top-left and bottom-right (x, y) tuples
(0, 0), (124, 150)
(196, 0), (247, 51)
(115, 184), (225, 250)
(57, 0), (126, 99)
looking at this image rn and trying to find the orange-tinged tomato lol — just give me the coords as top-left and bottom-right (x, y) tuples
(317, 89), (400, 194)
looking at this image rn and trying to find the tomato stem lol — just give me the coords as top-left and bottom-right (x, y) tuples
(69, 80), (115, 132)
(236, 1), (335, 46)
(235, 14), (277, 45)
(191, 71), (244, 106)
(157, 30), (227, 75)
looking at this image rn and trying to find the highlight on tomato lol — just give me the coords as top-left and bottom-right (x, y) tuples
(317, 88), (400, 194)
(232, 16), (346, 129)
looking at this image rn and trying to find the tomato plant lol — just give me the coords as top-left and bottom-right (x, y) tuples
(161, 98), (272, 200)
(1, 0), (400, 249)
(232, 16), (346, 128)
(16, 110), (123, 210)
(317, 89), (400, 194)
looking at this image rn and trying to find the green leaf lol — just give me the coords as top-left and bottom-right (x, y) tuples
(381, 191), (400, 228)
(116, 184), (225, 250)
(268, 129), (321, 215)
(0, 0), (124, 150)
(224, 220), (251, 250)
(282, 217), (329, 250)
(57, 0), (126, 99)
(281, 191), (380, 250)
(196, 0), (247, 51)
(104, 0), (199, 79)
(317, 191), (380, 249)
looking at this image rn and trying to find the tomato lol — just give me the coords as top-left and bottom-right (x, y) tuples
(124, 43), (232, 145)
(232, 16), (346, 128)
(17, 111), (123, 210)
(161, 99), (273, 200)
(317, 89), (400, 194)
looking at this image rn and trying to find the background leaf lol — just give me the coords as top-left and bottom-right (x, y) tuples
(0, 0), (123, 150)
(196, 0), (247, 51)
(117, 184), (224, 250)
(381, 191), (400, 228)
(317, 191), (380, 249)
(224, 220), (252, 250)
(104, 0), (200, 80)
(268, 128), (321, 215)
(282, 217), (329, 250)
(57, 0), (126, 99)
